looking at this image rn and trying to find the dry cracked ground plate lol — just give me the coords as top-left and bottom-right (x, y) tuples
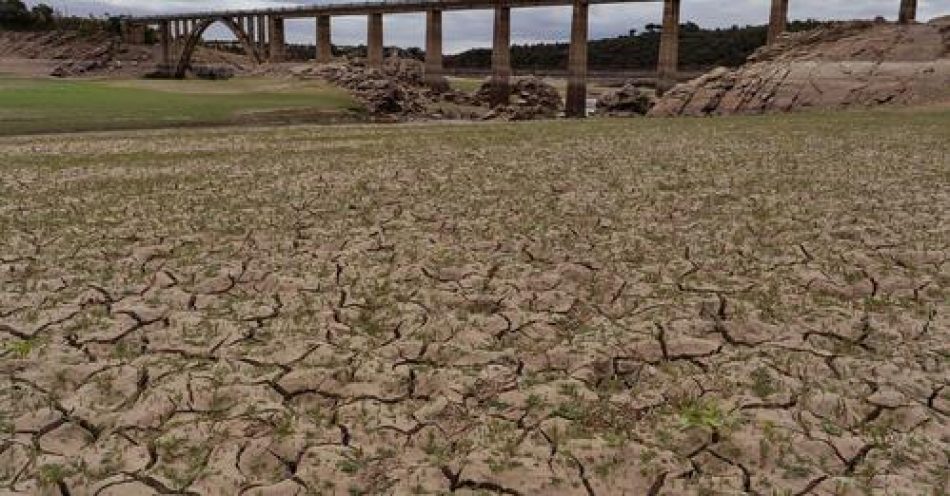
(0, 110), (948, 495)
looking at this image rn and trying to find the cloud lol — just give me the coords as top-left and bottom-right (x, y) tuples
(28, 0), (949, 53)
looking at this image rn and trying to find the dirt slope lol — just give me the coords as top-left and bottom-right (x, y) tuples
(651, 17), (950, 116)
(0, 30), (253, 78)
(0, 30), (114, 60)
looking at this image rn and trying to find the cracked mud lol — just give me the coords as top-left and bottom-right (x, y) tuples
(0, 111), (948, 495)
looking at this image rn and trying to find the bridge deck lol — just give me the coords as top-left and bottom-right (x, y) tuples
(132, 0), (660, 22)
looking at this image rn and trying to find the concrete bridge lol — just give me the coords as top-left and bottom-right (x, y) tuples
(124, 0), (920, 118)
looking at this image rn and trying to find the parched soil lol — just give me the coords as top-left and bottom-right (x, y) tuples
(0, 30), (254, 79)
(0, 111), (948, 495)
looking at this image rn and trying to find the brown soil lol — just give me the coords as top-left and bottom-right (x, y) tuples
(651, 17), (950, 116)
(1, 110), (947, 495)
(0, 30), (254, 79)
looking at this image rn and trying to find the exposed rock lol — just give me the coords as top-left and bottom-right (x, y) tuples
(274, 58), (563, 120)
(595, 81), (657, 116)
(651, 18), (950, 116)
(51, 39), (119, 77)
(2, 30), (250, 78)
(192, 64), (236, 80)
(283, 57), (442, 117)
(474, 77), (564, 120)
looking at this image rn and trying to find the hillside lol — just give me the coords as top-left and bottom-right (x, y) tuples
(0, 30), (254, 78)
(446, 20), (823, 71)
(651, 17), (950, 116)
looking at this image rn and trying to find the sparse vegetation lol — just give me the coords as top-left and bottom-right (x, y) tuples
(0, 108), (947, 494)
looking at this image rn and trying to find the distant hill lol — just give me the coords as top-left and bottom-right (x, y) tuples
(446, 20), (824, 71)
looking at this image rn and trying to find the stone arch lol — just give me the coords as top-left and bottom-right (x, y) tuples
(175, 16), (263, 78)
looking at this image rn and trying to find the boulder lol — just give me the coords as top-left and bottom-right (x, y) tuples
(473, 76), (563, 120)
(192, 65), (236, 80)
(595, 82), (656, 116)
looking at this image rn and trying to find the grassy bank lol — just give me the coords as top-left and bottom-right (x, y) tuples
(0, 76), (363, 135)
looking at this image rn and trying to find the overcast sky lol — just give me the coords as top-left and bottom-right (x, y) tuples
(28, 0), (949, 53)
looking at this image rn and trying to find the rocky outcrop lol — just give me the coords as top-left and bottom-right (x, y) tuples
(0, 30), (113, 59)
(595, 82), (656, 116)
(651, 18), (950, 116)
(282, 57), (440, 116)
(191, 65), (236, 80)
(476, 77), (564, 120)
(277, 57), (565, 120)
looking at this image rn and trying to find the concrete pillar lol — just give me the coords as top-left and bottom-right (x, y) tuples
(767, 0), (789, 45)
(180, 20), (188, 50)
(269, 16), (286, 63)
(425, 10), (448, 91)
(159, 21), (171, 66)
(170, 21), (180, 52)
(490, 5), (512, 107)
(258, 16), (268, 56)
(899, 0), (916, 23)
(367, 13), (384, 69)
(317, 15), (333, 63)
(246, 16), (256, 54)
(656, 0), (680, 95)
(566, 0), (589, 118)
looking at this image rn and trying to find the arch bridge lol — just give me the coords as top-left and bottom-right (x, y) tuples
(125, 0), (920, 118)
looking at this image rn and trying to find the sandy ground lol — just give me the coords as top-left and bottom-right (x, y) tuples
(0, 58), (60, 77)
(0, 111), (948, 495)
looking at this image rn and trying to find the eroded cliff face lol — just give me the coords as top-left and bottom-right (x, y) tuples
(650, 17), (950, 116)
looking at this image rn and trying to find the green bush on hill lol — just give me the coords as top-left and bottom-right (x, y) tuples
(0, 0), (120, 34)
(446, 20), (823, 70)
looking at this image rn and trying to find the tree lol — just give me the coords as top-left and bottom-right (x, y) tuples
(446, 21), (826, 71)
(31, 3), (54, 28)
(0, 0), (29, 26)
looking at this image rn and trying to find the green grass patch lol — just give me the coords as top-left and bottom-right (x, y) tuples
(0, 76), (363, 135)
(446, 76), (485, 93)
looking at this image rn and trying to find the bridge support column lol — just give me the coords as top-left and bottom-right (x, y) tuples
(122, 23), (145, 44)
(257, 16), (267, 59)
(159, 21), (171, 66)
(317, 15), (333, 63)
(269, 16), (286, 63)
(899, 0), (916, 23)
(245, 16), (255, 46)
(425, 10), (448, 91)
(132, 24), (146, 44)
(768, 0), (788, 45)
(367, 13), (384, 69)
(490, 5), (511, 107)
(566, 0), (589, 118)
(657, 0), (680, 95)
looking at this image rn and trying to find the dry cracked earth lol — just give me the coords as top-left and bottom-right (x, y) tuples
(0, 111), (948, 495)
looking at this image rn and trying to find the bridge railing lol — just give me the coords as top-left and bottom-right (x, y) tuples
(130, 0), (657, 22)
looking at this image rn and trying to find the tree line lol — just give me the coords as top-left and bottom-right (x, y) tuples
(0, 0), (119, 33)
(446, 20), (823, 70)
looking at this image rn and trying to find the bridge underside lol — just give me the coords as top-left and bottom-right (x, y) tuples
(127, 0), (919, 118)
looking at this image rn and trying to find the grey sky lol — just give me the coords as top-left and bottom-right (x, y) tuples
(28, 1), (949, 53)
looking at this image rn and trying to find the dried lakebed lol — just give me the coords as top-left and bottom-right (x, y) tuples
(0, 111), (948, 495)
